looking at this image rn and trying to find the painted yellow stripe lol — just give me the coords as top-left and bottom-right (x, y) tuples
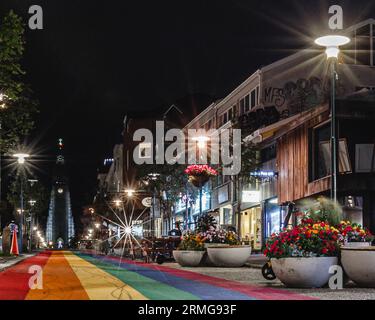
(26, 251), (89, 300)
(64, 252), (147, 300)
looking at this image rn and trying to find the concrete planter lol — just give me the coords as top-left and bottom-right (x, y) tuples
(173, 250), (205, 267)
(271, 257), (338, 288)
(207, 246), (251, 267)
(201, 243), (229, 266)
(341, 247), (375, 287)
(342, 242), (371, 248)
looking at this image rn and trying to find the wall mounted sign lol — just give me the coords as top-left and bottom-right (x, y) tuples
(142, 197), (152, 208)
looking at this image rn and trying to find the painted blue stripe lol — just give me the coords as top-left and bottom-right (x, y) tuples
(81, 253), (255, 301)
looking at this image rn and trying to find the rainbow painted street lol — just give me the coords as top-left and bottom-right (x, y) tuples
(0, 251), (315, 300)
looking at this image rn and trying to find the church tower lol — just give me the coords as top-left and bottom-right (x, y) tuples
(46, 139), (75, 247)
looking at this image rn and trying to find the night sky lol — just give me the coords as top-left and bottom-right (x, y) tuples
(1, 0), (375, 231)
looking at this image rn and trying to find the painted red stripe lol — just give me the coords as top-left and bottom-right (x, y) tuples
(101, 255), (316, 300)
(0, 251), (52, 300)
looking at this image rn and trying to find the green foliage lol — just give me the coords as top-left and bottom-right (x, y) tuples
(196, 213), (217, 233)
(137, 163), (198, 211)
(300, 196), (343, 226)
(178, 231), (205, 251)
(0, 11), (39, 152)
(6, 174), (49, 225)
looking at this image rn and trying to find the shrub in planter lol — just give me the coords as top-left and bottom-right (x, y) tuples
(200, 226), (249, 267)
(336, 221), (374, 246)
(264, 221), (340, 288)
(173, 231), (205, 267)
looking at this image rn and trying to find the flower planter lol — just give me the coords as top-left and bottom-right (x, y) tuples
(173, 250), (205, 267)
(188, 175), (210, 188)
(341, 247), (375, 287)
(342, 242), (371, 248)
(271, 257), (338, 288)
(201, 243), (229, 266)
(207, 245), (251, 267)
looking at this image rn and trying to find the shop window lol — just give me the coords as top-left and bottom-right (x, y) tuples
(265, 198), (281, 238)
(355, 144), (375, 172)
(222, 208), (233, 225)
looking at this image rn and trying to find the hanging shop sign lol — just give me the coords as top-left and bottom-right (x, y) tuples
(142, 197), (152, 208)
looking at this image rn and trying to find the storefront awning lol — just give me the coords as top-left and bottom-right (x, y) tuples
(244, 113), (300, 144)
(244, 104), (329, 144)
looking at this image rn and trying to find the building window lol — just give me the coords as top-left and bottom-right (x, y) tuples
(310, 124), (352, 181)
(240, 87), (259, 115)
(344, 23), (374, 66)
(138, 142), (152, 159)
(355, 144), (375, 172)
(251, 90), (256, 109)
(240, 94), (250, 114)
(261, 144), (276, 163)
(222, 208), (233, 225)
(264, 198), (281, 238)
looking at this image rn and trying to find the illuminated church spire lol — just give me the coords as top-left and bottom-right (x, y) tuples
(46, 138), (75, 247)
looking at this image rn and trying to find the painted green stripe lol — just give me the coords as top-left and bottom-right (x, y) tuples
(76, 253), (199, 300)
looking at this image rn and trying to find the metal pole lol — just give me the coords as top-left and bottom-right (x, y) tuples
(29, 208), (32, 252)
(152, 187), (156, 238)
(330, 59), (337, 203)
(20, 177), (24, 253)
(185, 183), (189, 230)
(199, 186), (203, 217)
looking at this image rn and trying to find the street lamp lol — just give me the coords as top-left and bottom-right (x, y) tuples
(0, 92), (9, 207)
(315, 35), (350, 203)
(192, 135), (210, 149)
(113, 199), (122, 207)
(13, 152), (31, 253)
(125, 189), (136, 197)
(13, 153), (30, 164)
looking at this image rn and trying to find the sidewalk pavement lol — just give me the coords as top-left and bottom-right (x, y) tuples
(0, 253), (36, 272)
(246, 254), (267, 269)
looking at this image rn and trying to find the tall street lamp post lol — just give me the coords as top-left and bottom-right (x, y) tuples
(315, 35), (350, 203)
(28, 199), (36, 252)
(0, 92), (9, 207)
(147, 173), (159, 237)
(13, 152), (30, 253)
(192, 135), (210, 217)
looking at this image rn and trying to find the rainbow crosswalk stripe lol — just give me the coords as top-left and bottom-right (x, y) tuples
(0, 251), (316, 300)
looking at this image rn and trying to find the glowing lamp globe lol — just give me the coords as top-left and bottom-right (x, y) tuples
(13, 153), (30, 164)
(315, 35), (350, 59)
(124, 226), (132, 235)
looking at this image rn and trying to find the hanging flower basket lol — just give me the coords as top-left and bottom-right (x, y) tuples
(185, 165), (218, 188)
(188, 175), (210, 188)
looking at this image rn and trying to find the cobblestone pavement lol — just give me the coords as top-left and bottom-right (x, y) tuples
(164, 263), (375, 300)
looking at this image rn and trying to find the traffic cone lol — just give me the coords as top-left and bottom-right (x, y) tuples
(10, 230), (19, 256)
